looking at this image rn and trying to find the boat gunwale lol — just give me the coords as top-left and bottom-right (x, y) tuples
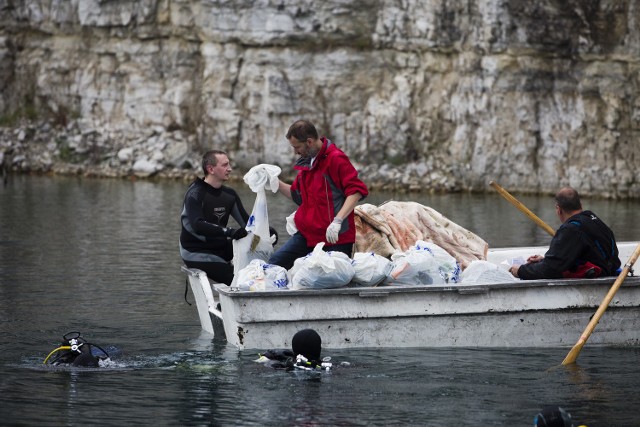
(216, 275), (640, 299)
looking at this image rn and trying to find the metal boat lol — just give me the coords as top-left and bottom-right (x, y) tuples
(183, 242), (640, 350)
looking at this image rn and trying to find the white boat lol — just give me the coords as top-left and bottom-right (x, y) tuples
(183, 242), (640, 350)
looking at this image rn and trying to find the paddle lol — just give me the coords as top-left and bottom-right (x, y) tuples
(562, 243), (640, 365)
(489, 181), (555, 236)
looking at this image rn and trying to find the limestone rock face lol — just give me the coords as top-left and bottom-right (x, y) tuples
(0, 1), (638, 197)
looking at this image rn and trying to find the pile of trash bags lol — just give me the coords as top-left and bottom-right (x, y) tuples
(231, 171), (515, 291)
(233, 239), (517, 291)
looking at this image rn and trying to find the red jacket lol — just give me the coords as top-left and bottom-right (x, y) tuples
(290, 138), (368, 247)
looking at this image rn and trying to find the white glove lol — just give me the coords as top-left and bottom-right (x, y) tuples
(285, 211), (298, 236)
(325, 217), (343, 244)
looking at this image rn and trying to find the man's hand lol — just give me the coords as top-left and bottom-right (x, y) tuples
(325, 217), (343, 244)
(527, 255), (543, 264)
(225, 227), (248, 240)
(269, 226), (279, 246)
(509, 265), (520, 278)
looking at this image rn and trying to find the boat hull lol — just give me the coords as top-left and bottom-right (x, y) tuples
(215, 277), (640, 350)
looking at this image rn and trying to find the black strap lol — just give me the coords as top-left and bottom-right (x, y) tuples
(184, 277), (192, 305)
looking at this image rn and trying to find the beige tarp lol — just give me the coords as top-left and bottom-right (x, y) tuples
(354, 201), (488, 269)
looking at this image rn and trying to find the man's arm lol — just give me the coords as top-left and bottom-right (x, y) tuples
(325, 192), (364, 244)
(277, 180), (292, 200)
(334, 192), (363, 221)
(516, 226), (582, 279)
(230, 193), (251, 227)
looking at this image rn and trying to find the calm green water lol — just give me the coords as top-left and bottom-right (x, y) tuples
(1, 175), (640, 426)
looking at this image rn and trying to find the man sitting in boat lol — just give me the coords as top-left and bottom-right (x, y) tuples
(509, 187), (620, 280)
(179, 150), (277, 285)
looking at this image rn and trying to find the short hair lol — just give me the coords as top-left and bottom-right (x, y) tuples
(555, 187), (582, 211)
(286, 120), (319, 141)
(202, 150), (227, 175)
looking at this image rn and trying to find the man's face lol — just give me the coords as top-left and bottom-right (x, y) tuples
(288, 136), (319, 159)
(209, 154), (232, 181)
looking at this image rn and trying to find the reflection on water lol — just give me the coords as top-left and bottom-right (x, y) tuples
(1, 175), (640, 426)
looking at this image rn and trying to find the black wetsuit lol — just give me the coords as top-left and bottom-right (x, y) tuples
(518, 210), (620, 280)
(179, 178), (250, 285)
(259, 349), (296, 370)
(258, 349), (328, 371)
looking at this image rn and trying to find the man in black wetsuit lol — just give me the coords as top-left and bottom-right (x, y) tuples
(179, 150), (251, 285)
(509, 187), (620, 280)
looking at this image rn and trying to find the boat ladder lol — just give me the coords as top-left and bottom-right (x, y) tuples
(181, 266), (223, 335)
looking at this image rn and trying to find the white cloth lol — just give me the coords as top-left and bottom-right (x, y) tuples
(243, 164), (282, 193)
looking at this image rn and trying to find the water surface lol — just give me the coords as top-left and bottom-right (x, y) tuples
(1, 175), (639, 426)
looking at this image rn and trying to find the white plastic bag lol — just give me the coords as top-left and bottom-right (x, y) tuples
(460, 260), (518, 284)
(231, 164), (281, 286)
(351, 252), (392, 287)
(414, 240), (461, 283)
(234, 259), (290, 291)
(384, 246), (444, 286)
(231, 190), (274, 279)
(243, 164), (281, 193)
(291, 243), (355, 289)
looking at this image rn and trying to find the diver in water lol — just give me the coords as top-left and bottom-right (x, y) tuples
(533, 406), (581, 427)
(43, 332), (112, 367)
(256, 329), (333, 371)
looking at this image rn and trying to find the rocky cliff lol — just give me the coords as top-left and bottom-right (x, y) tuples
(1, 0), (638, 197)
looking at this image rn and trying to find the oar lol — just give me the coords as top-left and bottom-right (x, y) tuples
(489, 181), (555, 236)
(562, 243), (640, 365)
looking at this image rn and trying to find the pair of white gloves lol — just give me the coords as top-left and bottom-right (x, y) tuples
(288, 213), (343, 244)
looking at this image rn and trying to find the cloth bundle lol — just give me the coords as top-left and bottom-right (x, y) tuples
(354, 201), (488, 269)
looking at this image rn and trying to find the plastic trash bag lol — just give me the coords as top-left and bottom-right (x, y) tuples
(291, 243), (355, 289)
(460, 260), (519, 284)
(351, 252), (392, 287)
(384, 245), (444, 286)
(231, 164), (281, 287)
(233, 259), (290, 291)
(243, 164), (281, 193)
(413, 240), (461, 283)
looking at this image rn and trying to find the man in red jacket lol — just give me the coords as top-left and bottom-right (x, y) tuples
(269, 120), (369, 270)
